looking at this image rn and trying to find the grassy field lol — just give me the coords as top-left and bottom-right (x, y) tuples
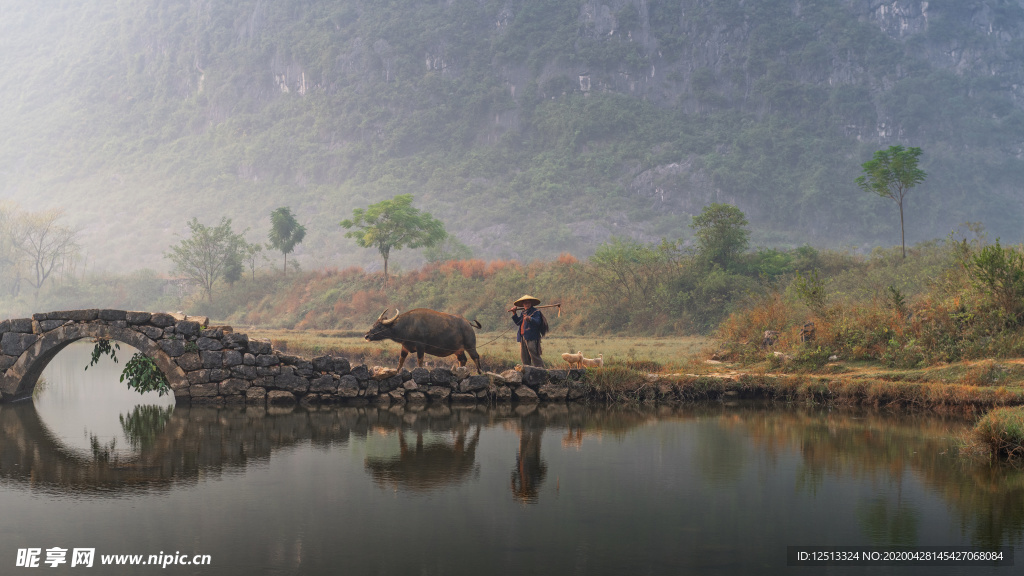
(244, 328), (712, 373)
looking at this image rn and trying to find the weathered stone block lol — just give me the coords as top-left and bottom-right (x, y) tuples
(245, 387), (267, 402)
(364, 381), (379, 397)
(411, 367), (431, 385)
(537, 384), (569, 401)
(501, 370), (523, 384)
(337, 375), (360, 398)
(248, 338), (272, 355)
(200, 328), (224, 339)
(275, 367), (309, 393)
(47, 309), (98, 322)
(230, 365), (257, 379)
(149, 313), (176, 327)
(1, 332), (37, 356)
(9, 318), (33, 333)
(310, 374), (338, 393)
(255, 354), (279, 367)
(222, 350), (243, 367)
(189, 383), (218, 397)
(426, 386), (451, 401)
(460, 375), (490, 393)
(39, 320), (64, 332)
(243, 353), (256, 366)
(99, 309), (127, 322)
(453, 366), (472, 380)
(350, 365), (370, 381)
(158, 339), (186, 357)
(402, 380), (419, 391)
(220, 378), (250, 395)
(296, 361), (314, 378)
(187, 370), (210, 385)
(126, 311), (151, 324)
(0, 355), (18, 371)
(267, 390), (296, 405)
(312, 355), (332, 372)
(175, 320), (201, 337)
(521, 366), (548, 388)
(407, 391), (427, 403)
(430, 368), (454, 384)
(278, 354), (301, 365)
(378, 376), (402, 394)
(513, 385), (539, 402)
(162, 327), (176, 338)
(331, 356), (351, 374)
(196, 337), (223, 351)
(253, 376), (275, 389)
(178, 352), (202, 371)
(208, 368), (230, 381)
(494, 386), (512, 402)
(138, 325), (163, 340)
(388, 388), (407, 405)
(256, 366), (281, 377)
(200, 350), (223, 369)
(223, 333), (249, 350)
(450, 393), (477, 403)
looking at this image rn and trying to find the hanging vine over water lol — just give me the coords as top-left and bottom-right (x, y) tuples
(87, 338), (172, 396)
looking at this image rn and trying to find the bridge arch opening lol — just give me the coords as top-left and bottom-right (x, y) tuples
(34, 340), (176, 459)
(0, 323), (187, 402)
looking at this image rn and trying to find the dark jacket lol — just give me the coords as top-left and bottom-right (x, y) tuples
(513, 309), (545, 342)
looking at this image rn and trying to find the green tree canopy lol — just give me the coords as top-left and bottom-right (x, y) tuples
(164, 217), (245, 302)
(267, 206), (306, 275)
(340, 194), (447, 287)
(855, 145), (927, 258)
(691, 203), (750, 269)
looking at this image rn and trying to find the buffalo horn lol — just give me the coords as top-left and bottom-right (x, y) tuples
(381, 309), (400, 325)
(377, 308), (390, 322)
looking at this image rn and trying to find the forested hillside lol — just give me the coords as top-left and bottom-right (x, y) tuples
(2, 0), (1023, 271)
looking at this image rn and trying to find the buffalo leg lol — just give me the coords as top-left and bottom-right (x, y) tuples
(397, 347), (411, 371)
(456, 351), (468, 366)
(416, 344), (426, 367)
(468, 348), (482, 374)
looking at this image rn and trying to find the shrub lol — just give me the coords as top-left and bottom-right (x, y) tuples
(974, 407), (1024, 460)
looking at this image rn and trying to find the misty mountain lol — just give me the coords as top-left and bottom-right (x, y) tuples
(2, 0), (1023, 272)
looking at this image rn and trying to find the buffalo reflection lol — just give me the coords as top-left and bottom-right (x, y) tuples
(364, 425), (481, 492)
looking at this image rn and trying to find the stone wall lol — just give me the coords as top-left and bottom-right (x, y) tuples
(0, 309), (589, 406)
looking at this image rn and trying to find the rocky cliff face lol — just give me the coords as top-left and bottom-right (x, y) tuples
(2, 0), (1023, 270)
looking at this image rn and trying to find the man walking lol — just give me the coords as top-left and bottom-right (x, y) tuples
(510, 294), (547, 367)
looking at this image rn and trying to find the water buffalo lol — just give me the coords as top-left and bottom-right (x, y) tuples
(364, 308), (483, 373)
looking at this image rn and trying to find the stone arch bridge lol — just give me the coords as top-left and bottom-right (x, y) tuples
(0, 309), (586, 406)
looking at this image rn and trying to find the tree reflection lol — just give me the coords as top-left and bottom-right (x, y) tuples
(119, 404), (174, 451)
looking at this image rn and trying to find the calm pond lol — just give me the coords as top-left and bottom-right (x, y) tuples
(0, 342), (1021, 575)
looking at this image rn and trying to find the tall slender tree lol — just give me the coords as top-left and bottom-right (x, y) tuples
(267, 207), (306, 275)
(856, 145), (927, 258)
(165, 217), (244, 302)
(340, 194), (447, 288)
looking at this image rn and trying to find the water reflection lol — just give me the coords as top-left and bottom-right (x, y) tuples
(365, 424), (481, 492)
(2, 396), (1023, 565)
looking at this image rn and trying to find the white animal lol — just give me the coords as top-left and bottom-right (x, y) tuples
(580, 354), (603, 368)
(561, 351), (584, 368)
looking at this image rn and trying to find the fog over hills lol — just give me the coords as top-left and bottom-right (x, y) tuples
(2, 0), (1023, 273)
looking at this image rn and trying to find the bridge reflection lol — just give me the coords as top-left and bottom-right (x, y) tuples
(2, 401), (1022, 549)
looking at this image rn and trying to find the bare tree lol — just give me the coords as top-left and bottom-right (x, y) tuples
(12, 208), (79, 298)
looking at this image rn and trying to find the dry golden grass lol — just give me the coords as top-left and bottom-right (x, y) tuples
(243, 328), (711, 373)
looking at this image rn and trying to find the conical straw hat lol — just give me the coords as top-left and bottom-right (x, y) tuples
(513, 294), (541, 307)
